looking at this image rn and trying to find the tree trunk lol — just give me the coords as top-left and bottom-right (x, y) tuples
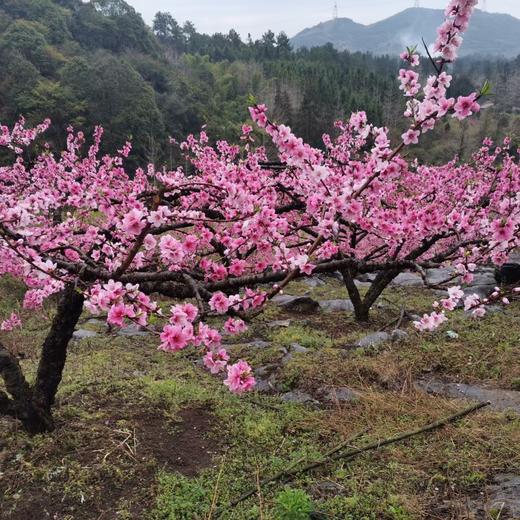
(341, 268), (400, 323)
(0, 285), (84, 434)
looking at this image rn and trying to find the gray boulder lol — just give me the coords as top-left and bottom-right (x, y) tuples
(73, 329), (98, 340)
(356, 331), (391, 348)
(319, 299), (354, 312)
(272, 294), (320, 313)
(281, 390), (318, 405)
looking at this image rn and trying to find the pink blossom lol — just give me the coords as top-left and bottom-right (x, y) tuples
(453, 94), (480, 121)
(1, 312), (22, 331)
(122, 208), (146, 235)
(491, 219), (515, 242)
(224, 318), (247, 335)
(224, 360), (256, 394)
(203, 348), (229, 374)
(159, 324), (192, 352)
(402, 129), (420, 145)
(107, 303), (134, 327)
(209, 292), (229, 314)
(181, 303), (198, 322)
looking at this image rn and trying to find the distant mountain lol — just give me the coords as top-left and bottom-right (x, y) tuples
(291, 8), (520, 57)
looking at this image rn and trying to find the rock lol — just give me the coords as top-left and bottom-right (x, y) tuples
(354, 280), (372, 289)
(281, 352), (293, 365)
(446, 330), (459, 339)
(117, 324), (149, 337)
(280, 390), (318, 405)
(356, 273), (376, 283)
(303, 276), (325, 288)
(495, 263), (520, 285)
(469, 268), (497, 287)
(255, 365), (276, 377)
(86, 318), (106, 327)
(391, 272), (423, 287)
(255, 379), (273, 393)
(267, 320), (292, 328)
(462, 284), (494, 301)
(272, 294), (320, 314)
(319, 387), (360, 404)
(426, 267), (456, 285)
(290, 343), (309, 354)
(391, 329), (408, 342)
(319, 299), (355, 313)
(73, 329), (98, 340)
(355, 331), (391, 348)
(417, 378), (520, 414)
(470, 474), (520, 518)
(242, 339), (271, 349)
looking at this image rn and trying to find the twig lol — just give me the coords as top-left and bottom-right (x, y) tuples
(183, 274), (206, 316)
(217, 429), (367, 514)
(207, 452), (227, 520)
(219, 402), (489, 514)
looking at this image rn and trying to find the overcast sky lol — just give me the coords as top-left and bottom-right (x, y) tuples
(125, 0), (520, 39)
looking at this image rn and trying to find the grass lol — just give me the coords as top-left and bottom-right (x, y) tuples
(1, 276), (519, 519)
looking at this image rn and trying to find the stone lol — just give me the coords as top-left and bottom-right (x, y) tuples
(319, 387), (360, 404)
(281, 352), (293, 366)
(117, 324), (149, 337)
(446, 330), (459, 339)
(242, 339), (271, 349)
(355, 331), (391, 348)
(73, 329), (98, 340)
(356, 273), (375, 283)
(318, 299), (355, 313)
(470, 474), (520, 518)
(255, 379), (271, 393)
(290, 343), (309, 354)
(390, 329), (408, 342)
(267, 319), (292, 328)
(303, 276), (326, 288)
(280, 390), (318, 405)
(416, 378), (520, 414)
(272, 294), (320, 313)
(86, 318), (106, 327)
(426, 267), (456, 285)
(391, 272), (423, 287)
(469, 268), (497, 287)
(462, 284), (494, 301)
(495, 263), (520, 285)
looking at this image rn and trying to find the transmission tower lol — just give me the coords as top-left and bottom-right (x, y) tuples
(333, 2), (338, 19)
(481, 0), (487, 12)
(414, 0), (420, 7)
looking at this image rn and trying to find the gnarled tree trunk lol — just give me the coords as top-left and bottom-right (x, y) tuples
(0, 285), (83, 434)
(341, 267), (400, 322)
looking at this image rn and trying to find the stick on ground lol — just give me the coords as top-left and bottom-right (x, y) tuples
(219, 401), (489, 515)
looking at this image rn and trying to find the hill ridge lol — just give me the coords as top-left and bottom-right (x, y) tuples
(291, 8), (520, 57)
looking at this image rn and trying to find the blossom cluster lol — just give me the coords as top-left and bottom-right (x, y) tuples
(414, 284), (519, 332)
(434, 0), (479, 61)
(0, 0), (518, 396)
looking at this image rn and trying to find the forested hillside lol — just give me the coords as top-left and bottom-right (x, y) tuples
(1, 0), (520, 166)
